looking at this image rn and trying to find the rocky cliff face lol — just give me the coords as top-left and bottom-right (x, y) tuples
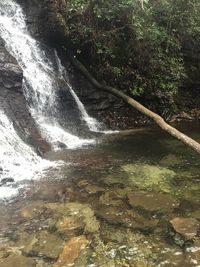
(0, 38), (50, 154)
(16, 0), (68, 44)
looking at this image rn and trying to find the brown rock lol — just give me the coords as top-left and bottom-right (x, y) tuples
(169, 217), (199, 247)
(32, 231), (64, 259)
(56, 216), (83, 233)
(99, 191), (124, 206)
(85, 184), (105, 194)
(96, 205), (157, 230)
(127, 192), (179, 213)
(53, 235), (89, 267)
(0, 255), (35, 267)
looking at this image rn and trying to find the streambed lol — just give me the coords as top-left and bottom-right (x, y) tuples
(0, 122), (200, 267)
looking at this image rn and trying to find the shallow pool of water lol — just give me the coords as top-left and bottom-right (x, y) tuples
(0, 122), (200, 266)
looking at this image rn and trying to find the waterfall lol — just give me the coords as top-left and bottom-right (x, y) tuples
(0, 109), (55, 199)
(54, 51), (118, 134)
(54, 51), (102, 132)
(55, 52), (118, 134)
(0, 0), (94, 150)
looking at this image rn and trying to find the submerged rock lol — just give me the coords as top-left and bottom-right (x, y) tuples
(56, 216), (83, 235)
(91, 232), (157, 267)
(53, 235), (89, 267)
(78, 180), (105, 194)
(15, 230), (64, 259)
(96, 205), (157, 231)
(99, 191), (125, 207)
(84, 184), (105, 194)
(0, 254), (35, 267)
(127, 191), (179, 214)
(47, 202), (100, 234)
(20, 201), (46, 219)
(159, 154), (182, 166)
(30, 231), (64, 259)
(168, 217), (200, 247)
(122, 164), (175, 192)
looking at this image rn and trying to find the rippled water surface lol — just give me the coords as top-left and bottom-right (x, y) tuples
(0, 122), (200, 267)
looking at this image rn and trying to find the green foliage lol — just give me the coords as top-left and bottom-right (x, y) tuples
(62, 0), (200, 96)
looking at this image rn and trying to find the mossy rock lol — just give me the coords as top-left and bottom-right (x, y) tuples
(46, 202), (100, 234)
(159, 154), (183, 167)
(121, 164), (175, 193)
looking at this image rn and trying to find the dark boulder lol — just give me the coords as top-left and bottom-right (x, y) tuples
(0, 37), (50, 154)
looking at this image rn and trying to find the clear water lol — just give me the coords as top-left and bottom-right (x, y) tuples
(0, 123), (199, 266)
(0, 1), (199, 266)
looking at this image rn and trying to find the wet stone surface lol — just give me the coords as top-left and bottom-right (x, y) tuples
(127, 191), (179, 214)
(168, 217), (200, 247)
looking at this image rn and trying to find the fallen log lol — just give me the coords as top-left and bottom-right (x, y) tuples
(70, 55), (200, 155)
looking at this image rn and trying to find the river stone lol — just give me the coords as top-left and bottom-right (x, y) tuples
(84, 184), (105, 194)
(0, 254), (35, 267)
(0, 245), (10, 260)
(20, 201), (45, 219)
(168, 217), (200, 247)
(160, 154), (182, 166)
(53, 235), (89, 267)
(15, 233), (38, 255)
(31, 231), (64, 259)
(0, 178), (14, 186)
(96, 205), (157, 231)
(77, 180), (89, 188)
(46, 202), (100, 233)
(15, 231), (60, 258)
(122, 164), (175, 192)
(99, 191), (125, 207)
(127, 192), (179, 213)
(56, 216), (84, 234)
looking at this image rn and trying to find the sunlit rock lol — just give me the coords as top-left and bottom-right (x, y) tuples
(53, 235), (89, 267)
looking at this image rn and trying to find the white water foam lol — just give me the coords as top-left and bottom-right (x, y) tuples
(0, 109), (56, 199)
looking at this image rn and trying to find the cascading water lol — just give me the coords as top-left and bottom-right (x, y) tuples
(55, 51), (118, 134)
(0, 109), (55, 199)
(54, 51), (102, 132)
(0, 0), (94, 150)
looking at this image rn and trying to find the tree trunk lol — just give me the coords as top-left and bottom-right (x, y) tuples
(70, 55), (200, 155)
